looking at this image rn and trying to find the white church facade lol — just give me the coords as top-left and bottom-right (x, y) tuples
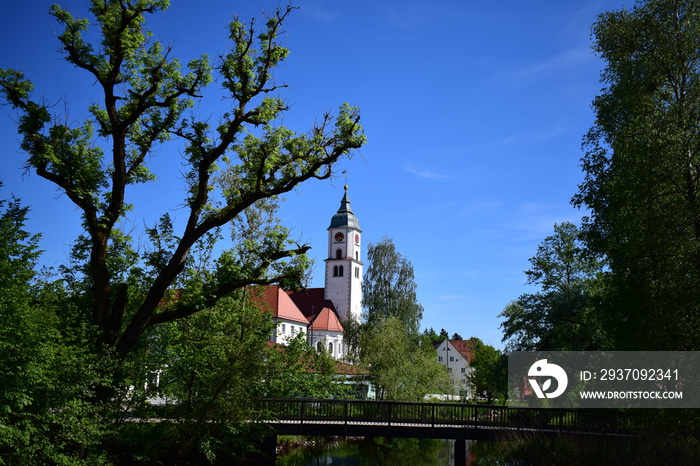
(252, 186), (363, 360)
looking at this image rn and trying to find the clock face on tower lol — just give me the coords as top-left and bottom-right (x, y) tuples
(334, 232), (345, 243)
(355, 234), (360, 244)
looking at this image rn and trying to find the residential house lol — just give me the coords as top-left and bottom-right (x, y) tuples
(434, 338), (477, 399)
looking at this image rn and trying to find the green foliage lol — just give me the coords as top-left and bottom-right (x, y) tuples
(574, 0), (700, 350)
(362, 236), (423, 335)
(358, 316), (452, 401)
(475, 431), (700, 466)
(422, 327), (443, 344)
(0, 191), (41, 416)
(0, 190), (115, 464)
(0, 0), (363, 361)
(262, 333), (341, 400)
(141, 291), (274, 458)
(348, 238), (446, 400)
(114, 289), (340, 461)
(468, 340), (508, 404)
(0, 0), (364, 461)
(499, 222), (605, 351)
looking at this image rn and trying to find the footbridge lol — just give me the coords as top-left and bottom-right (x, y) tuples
(257, 398), (642, 463)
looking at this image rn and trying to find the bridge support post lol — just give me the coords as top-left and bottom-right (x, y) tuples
(454, 439), (467, 465)
(260, 434), (277, 465)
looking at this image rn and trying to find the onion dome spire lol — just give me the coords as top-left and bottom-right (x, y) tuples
(328, 185), (360, 230)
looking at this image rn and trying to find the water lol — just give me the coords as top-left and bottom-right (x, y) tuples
(276, 437), (470, 465)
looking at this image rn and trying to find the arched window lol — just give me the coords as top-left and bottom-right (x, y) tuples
(338, 265), (344, 277)
(317, 341), (323, 352)
(333, 265), (338, 277)
(356, 251), (359, 260)
(355, 267), (359, 278)
(336, 248), (342, 259)
(328, 342), (333, 354)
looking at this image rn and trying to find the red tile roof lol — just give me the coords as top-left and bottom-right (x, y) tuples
(250, 285), (309, 324)
(288, 288), (344, 332)
(450, 339), (477, 363)
(287, 288), (328, 318)
(334, 361), (367, 375)
(309, 306), (344, 332)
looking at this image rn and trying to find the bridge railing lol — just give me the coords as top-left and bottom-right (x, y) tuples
(258, 398), (642, 433)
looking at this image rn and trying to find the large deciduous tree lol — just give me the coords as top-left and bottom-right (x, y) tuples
(362, 236), (423, 334)
(499, 222), (605, 351)
(358, 316), (451, 401)
(468, 339), (508, 404)
(0, 188), (111, 463)
(573, 0), (700, 350)
(0, 0), (364, 366)
(0, 189), (42, 421)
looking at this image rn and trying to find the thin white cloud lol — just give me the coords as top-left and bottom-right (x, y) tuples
(512, 48), (594, 80)
(497, 202), (585, 244)
(403, 164), (450, 180)
(300, 1), (337, 23)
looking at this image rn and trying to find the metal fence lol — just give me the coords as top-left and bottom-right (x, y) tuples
(258, 398), (649, 433)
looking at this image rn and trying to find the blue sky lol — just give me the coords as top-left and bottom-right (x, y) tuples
(0, 0), (633, 348)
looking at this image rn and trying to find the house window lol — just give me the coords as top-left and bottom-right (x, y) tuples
(438, 356), (443, 362)
(281, 323), (285, 334)
(448, 367), (453, 373)
(461, 367), (466, 373)
(450, 356), (455, 362)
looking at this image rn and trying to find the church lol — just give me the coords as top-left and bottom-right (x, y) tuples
(251, 186), (363, 360)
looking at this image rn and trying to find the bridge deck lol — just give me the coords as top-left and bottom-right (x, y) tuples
(258, 398), (645, 440)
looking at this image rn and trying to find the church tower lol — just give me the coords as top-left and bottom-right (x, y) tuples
(324, 186), (363, 322)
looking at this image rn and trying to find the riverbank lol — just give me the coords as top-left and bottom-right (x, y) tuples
(475, 431), (700, 465)
(275, 436), (455, 465)
(276, 435), (363, 456)
(275, 432), (700, 465)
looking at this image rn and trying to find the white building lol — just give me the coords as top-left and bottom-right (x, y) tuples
(254, 285), (309, 345)
(252, 186), (362, 360)
(324, 186), (363, 323)
(434, 339), (477, 399)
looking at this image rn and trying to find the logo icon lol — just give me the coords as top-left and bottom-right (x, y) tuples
(528, 359), (568, 399)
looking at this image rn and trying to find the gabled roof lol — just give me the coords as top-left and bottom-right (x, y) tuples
(250, 285), (309, 324)
(287, 287), (344, 332)
(309, 306), (344, 332)
(433, 338), (477, 364)
(287, 288), (331, 318)
(450, 339), (477, 363)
